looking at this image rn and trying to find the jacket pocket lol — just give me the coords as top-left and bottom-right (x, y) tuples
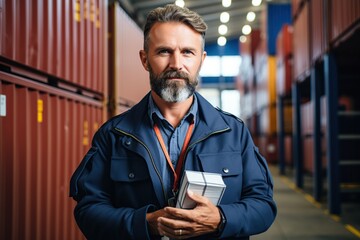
(110, 156), (155, 208)
(197, 152), (243, 177)
(197, 152), (243, 203)
(110, 156), (150, 182)
(69, 146), (97, 201)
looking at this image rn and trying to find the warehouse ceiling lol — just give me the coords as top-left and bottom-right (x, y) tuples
(119, 0), (291, 44)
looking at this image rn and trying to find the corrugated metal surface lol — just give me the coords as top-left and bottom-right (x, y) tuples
(0, 0), (2, 53)
(108, 2), (150, 116)
(330, 0), (360, 43)
(276, 24), (293, 96)
(276, 24), (293, 59)
(293, 0), (310, 81)
(276, 57), (292, 96)
(284, 135), (293, 165)
(291, 0), (304, 18)
(0, 0), (108, 95)
(310, 0), (327, 62)
(0, 71), (104, 240)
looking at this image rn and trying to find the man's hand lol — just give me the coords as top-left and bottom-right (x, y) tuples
(146, 209), (174, 236)
(157, 191), (221, 239)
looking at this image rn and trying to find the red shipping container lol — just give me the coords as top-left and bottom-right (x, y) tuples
(292, 0), (304, 19)
(293, 1), (311, 81)
(302, 137), (327, 174)
(276, 24), (293, 60)
(276, 57), (293, 96)
(284, 135), (293, 166)
(0, 0), (108, 96)
(276, 25), (293, 96)
(258, 135), (278, 164)
(0, 71), (104, 240)
(108, 2), (150, 116)
(310, 0), (327, 62)
(330, 0), (360, 43)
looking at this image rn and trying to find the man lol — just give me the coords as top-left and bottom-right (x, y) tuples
(70, 4), (276, 240)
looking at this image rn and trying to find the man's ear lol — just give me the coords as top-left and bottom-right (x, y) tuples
(139, 50), (149, 71)
(202, 51), (207, 62)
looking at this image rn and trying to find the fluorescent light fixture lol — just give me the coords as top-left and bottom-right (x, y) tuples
(217, 36), (227, 46)
(175, 0), (185, 7)
(220, 12), (230, 23)
(252, 0), (262, 6)
(239, 35), (247, 43)
(246, 12), (256, 22)
(242, 25), (252, 35)
(218, 24), (228, 35)
(222, 0), (231, 7)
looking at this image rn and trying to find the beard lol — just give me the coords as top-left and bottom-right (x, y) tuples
(148, 65), (199, 103)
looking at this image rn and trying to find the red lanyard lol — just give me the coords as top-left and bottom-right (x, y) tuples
(153, 119), (194, 193)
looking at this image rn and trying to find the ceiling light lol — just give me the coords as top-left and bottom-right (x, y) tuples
(252, 0), (262, 6)
(242, 25), (252, 35)
(220, 12), (230, 23)
(239, 35), (247, 43)
(175, 0), (185, 7)
(218, 24), (228, 35)
(222, 0), (231, 8)
(246, 12), (256, 22)
(217, 36), (227, 46)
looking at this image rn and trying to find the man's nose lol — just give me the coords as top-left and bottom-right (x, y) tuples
(169, 52), (183, 70)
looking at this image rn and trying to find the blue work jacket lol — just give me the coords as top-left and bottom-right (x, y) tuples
(70, 92), (277, 240)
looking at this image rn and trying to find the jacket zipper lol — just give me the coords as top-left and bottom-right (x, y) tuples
(177, 127), (231, 190)
(188, 127), (230, 151)
(114, 128), (168, 203)
(114, 126), (230, 203)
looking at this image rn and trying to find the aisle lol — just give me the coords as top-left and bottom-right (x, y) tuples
(252, 166), (360, 240)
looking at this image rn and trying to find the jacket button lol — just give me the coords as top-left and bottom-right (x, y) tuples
(222, 168), (229, 174)
(125, 139), (131, 146)
(128, 173), (135, 179)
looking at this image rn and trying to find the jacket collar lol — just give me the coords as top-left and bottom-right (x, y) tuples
(114, 91), (230, 143)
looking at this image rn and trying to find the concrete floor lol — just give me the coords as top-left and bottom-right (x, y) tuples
(252, 165), (360, 240)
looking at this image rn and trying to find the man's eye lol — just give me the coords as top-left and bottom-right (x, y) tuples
(159, 49), (170, 54)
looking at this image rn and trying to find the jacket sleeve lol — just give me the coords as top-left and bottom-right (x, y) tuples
(69, 128), (157, 240)
(218, 128), (277, 238)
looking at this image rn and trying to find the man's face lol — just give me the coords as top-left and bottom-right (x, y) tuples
(140, 22), (206, 103)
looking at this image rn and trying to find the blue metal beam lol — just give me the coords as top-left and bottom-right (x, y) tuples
(277, 95), (285, 175)
(292, 82), (303, 188)
(324, 53), (341, 215)
(311, 64), (323, 201)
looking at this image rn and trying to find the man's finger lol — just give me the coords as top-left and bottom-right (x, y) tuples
(186, 190), (210, 205)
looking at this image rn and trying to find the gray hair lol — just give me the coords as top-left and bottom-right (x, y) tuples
(143, 4), (208, 52)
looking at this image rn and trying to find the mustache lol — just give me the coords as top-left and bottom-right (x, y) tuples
(160, 70), (190, 80)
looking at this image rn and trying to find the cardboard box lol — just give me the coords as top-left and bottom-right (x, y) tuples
(176, 170), (226, 209)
